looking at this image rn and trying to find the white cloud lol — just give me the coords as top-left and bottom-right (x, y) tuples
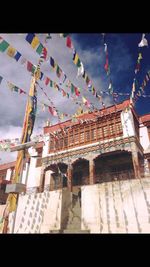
(0, 33), (134, 164)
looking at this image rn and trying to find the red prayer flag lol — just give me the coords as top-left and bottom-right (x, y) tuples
(66, 36), (72, 48)
(75, 87), (80, 97)
(27, 61), (33, 72)
(45, 77), (50, 86)
(20, 89), (26, 94)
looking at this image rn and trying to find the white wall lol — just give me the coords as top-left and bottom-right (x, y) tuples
(82, 178), (150, 233)
(26, 148), (41, 188)
(42, 135), (50, 157)
(121, 109), (135, 138)
(22, 163), (29, 184)
(12, 190), (62, 233)
(45, 170), (54, 188)
(139, 125), (150, 150)
(5, 169), (12, 181)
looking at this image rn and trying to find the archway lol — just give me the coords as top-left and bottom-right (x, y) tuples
(94, 150), (135, 183)
(43, 162), (68, 191)
(72, 158), (89, 187)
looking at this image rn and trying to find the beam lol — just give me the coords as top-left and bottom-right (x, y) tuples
(10, 141), (38, 152)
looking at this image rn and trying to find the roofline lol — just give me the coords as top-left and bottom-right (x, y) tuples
(44, 98), (131, 131)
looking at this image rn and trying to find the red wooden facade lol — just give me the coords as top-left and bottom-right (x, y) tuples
(49, 111), (123, 153)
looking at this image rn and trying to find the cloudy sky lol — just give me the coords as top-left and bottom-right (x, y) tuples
(0, 33), (150, 164)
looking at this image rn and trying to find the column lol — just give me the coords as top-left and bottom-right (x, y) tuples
(132, 151), (141, 179)
(26, 147), (39, 192)
(5, 168), (12, 181)
(89, 158), (95, 185)
(67, 164), (73, 192)
(144, 158), (150, 177)
(45, 170), (53, 191)
(39, 167), (45, 193)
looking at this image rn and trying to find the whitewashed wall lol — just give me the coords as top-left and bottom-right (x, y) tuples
(42, 135), (50, 157)
(121, 109), (136, 138)
(82, 178), (150, 233)
(5, 169), (12, 181)
(139, 125), (150, 150)
(12, 190), (62, 233)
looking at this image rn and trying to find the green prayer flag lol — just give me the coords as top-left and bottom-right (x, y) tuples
(14, 86), (19, 92)
(31, 65), (36, 74)
(50, 80), (53, 87)
(71, 84), (74, 94)
(77, 58), (81, 67)
(0, 40), (9, 52)
(36, 43), (43, 55)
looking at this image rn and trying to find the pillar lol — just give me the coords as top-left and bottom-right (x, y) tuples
(26, 147), (39, 192)
(132, 151), (141, 179)
(89, 158), (95, 185)
(45, 170), (53, 191)
(144, 158), (150, 177)
(5, 168), (12, 181)
(67, 164), (72, 192)
(39, 167), (45, 192)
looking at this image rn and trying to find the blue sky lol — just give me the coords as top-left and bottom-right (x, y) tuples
(72, 33), (150, 115)
(0, 33), (150, 163)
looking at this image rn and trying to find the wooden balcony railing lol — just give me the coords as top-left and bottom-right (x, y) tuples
(49, 115), (123, 153)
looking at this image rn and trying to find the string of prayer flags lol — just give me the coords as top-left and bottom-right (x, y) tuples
(40, 47), (47, 61)
(48, 106), (58, 117)
(108, 80), (113, 94)
(56, 65), (62, 78)
(130, 78), (136, 104)
(7, 46), (16, 58)
(134, 70), (150, 101)
(66, 36), (73, 49)
(0, 74), (71, 123)
(45, 77), (50, 86)
(77, 62), (84, 77)
(82, 96), (91, 108)
(36, 43), (44, 55)
(27, 61), (33, 72)
(104, 43), (110, 75)
(75, 87), (80, 97)
(25, 33), (40, 49)
(73, 50), (80, 66)
(50, 57), (55, 68)
(14, 51), (21, 61)
(0, 39), (9, 52)
(138, 34), (148, 47)
(25, 34), (89, 108)
(19, 88), (26, 94)
(135, 53), (143, 74)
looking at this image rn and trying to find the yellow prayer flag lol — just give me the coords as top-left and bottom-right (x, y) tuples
(7, 46), (16, 57)
(31, 36), (40, 49)
(82, 96), (87, 104)
(7, 194), (17, 212)
(73, 53), (79, 65)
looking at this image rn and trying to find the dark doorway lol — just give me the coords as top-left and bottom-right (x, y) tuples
(72, 158), (89, 186)
(94, 150), (135, 183)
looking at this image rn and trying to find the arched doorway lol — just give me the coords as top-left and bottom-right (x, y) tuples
(94, 150), (135, 183)
(72, 158), (89, 187)
(42, 162), (68, 191)
(57, 162), (68, 188)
